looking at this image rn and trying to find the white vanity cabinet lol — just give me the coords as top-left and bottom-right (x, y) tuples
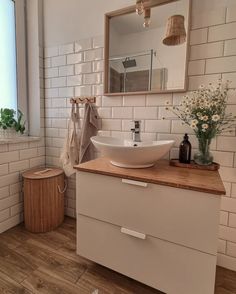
(75, 159), (225, 294)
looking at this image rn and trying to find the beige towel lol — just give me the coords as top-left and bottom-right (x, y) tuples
(79, 103), (100, 163)
(60, 103), (80, 176)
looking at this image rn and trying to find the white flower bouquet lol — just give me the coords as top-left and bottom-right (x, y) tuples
(168, 79), (236, 165)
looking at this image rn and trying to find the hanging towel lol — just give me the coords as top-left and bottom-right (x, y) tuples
(79, 103), (100, 164)
(60, 103), (80, 176)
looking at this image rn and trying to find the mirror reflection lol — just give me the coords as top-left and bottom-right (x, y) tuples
(107, 0), (190, 94)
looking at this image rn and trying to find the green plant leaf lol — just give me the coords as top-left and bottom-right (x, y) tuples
(0, 108), (25, 134)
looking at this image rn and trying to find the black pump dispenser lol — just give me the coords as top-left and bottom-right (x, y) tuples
(179, 133), (191, 164)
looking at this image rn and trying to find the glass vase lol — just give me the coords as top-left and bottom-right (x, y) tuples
(194, 138), (213, 166)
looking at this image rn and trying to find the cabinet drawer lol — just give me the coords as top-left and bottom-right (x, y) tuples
(77, 214), (216, 294)
(76, 171), (220, 254)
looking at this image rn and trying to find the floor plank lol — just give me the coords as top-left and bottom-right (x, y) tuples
(0, 222), (36, 250)
(0, 217), (235, 294)
(14, 242), (86, 283)
(0, 270), (32, 294)
(215, 266), (236, 294)
(21, 268), (83, 294)
(77, 264), (163, 294)
(27, 230), (71, 250)
(0, 244), (36, 283)
(26, 238), (93, 267)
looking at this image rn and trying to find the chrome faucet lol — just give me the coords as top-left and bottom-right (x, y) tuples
(131, 120), (141, 142)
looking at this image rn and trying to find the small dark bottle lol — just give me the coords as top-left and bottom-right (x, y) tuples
(179, 133), (191, 164)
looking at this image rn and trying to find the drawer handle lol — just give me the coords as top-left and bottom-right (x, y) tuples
(121, 227), (146, 240)
(121, 179), (148, 188)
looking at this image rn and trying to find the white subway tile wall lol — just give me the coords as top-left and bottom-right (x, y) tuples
(0, 47), (45, 233)
(0, 0), (235, 272)
(43, 3), (236, 271)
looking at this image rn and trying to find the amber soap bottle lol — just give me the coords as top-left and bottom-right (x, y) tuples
(179, 133), (192, 164)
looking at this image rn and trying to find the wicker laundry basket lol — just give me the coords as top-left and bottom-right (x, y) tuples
(22, 167), (65, 233)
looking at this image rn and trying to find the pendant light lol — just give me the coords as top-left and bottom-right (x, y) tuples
(136, 0), (144, 15)
(135, 0), (151, 28)
(163, 15), (186, 46)
(143, 8), (151, 28)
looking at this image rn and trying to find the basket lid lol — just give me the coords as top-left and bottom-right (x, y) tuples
(22, 167), (64, 179)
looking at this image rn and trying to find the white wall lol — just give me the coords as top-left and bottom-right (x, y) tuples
(3, 0), (236, 278)
(43, 0), (134, 46)
(44, 0), (236, 47)
(43, 0), (236, 273)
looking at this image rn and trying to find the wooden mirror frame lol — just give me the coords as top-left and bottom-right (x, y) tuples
(104, 0), (191, 96)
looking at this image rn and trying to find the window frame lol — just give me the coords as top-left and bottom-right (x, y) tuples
(14, 0), (28, 130)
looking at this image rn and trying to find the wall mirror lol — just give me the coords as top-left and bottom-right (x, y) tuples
(104, 0), (191, 96)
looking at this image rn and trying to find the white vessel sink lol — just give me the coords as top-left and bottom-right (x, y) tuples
(91, 136), (174, 168)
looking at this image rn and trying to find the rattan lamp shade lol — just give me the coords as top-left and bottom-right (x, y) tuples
(163, 15), (186, 46)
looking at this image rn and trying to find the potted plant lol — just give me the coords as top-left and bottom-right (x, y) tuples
(0, 108), (26, 138)
(167, 80), (236, 165)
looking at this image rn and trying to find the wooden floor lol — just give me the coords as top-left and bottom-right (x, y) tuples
(0, 218), (235, 294)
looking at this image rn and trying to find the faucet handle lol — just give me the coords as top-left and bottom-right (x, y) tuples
(131, 120), (142, 142)
(131, 120), (141, 128)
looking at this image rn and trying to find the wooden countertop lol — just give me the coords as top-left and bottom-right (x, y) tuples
(74, 158), (226, 196)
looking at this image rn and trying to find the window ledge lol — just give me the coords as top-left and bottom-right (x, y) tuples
(0, 136), (41, 145)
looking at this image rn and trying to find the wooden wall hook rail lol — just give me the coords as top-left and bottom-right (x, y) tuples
(70, 97), (96, 104)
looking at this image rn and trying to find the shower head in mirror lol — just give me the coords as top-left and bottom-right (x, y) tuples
(122, 58), (137, 68)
